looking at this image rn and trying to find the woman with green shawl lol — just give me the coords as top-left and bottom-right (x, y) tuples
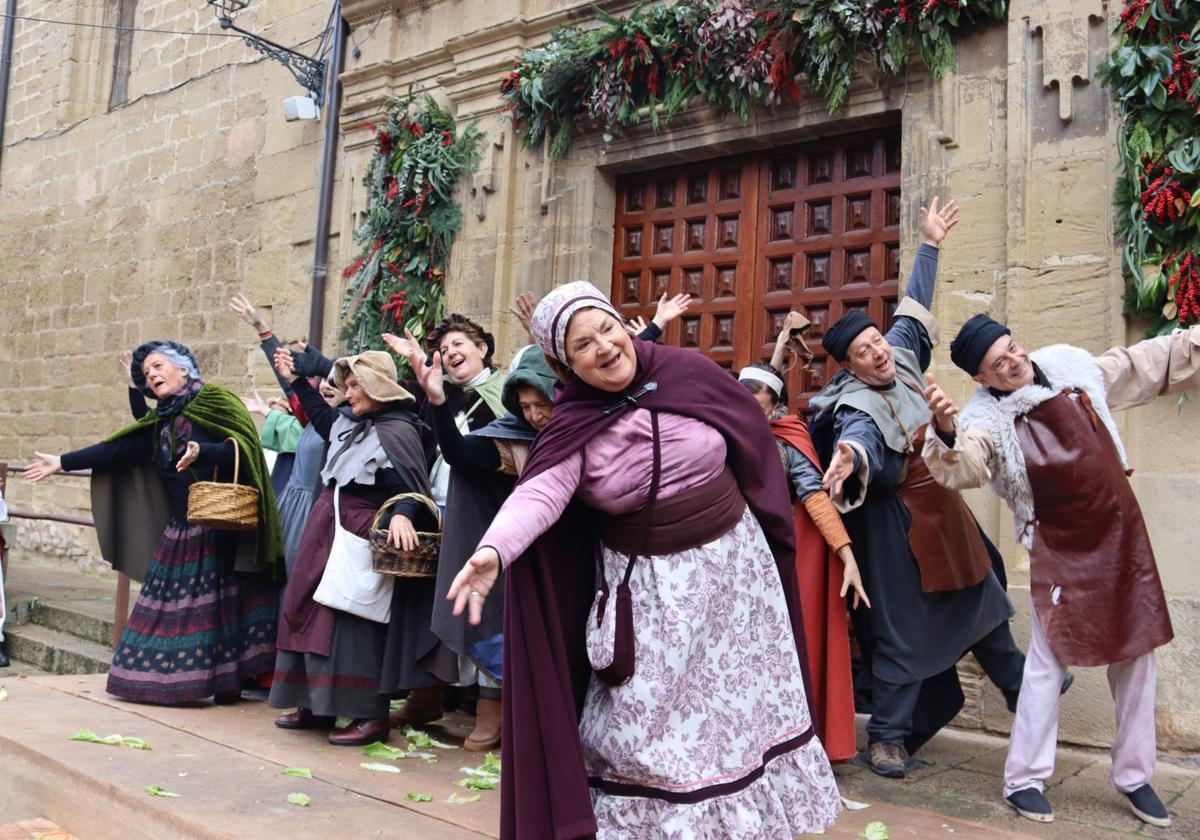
(24, 340), (280, 705)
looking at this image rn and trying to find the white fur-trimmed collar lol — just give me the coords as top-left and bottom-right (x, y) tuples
(960, 343), (1127, 549)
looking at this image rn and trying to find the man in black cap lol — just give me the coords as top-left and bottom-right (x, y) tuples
(809, 197), (1028, 779)
(920, 314), (1200, 827)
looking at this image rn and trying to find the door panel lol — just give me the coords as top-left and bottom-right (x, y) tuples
(613, 130), (901, 408)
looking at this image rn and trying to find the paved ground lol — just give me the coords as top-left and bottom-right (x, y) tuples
(2, 558), (1196, 838)
(2, 673), (1196, 839)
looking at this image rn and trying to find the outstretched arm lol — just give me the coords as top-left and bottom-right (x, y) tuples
(886, 197), (959, 365)
(1095, 324), (1200, 412)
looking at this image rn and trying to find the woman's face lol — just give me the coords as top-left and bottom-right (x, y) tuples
(517, 385), (553, 431)
(318, 379), (343, 407)
(752, 388), (777, 418)
(438, 330), (488, 385)
(343, 372), (384, 416)
(565, 308), (637, 393)
(142, 352), (189, 399)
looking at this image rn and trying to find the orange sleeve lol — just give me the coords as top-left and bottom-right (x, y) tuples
(803, 491), (852, 553)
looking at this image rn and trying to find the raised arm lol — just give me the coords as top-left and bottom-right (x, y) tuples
(229, 293), (297, 396)
(1094, 324), (1200, 412)
(885, 197), (958, 364)
(431, 402), (502, 471)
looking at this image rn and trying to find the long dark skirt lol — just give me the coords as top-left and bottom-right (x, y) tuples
(269, 613), (390, 719)
(269, 487), (392, 719)
(106, 519), (277, 704)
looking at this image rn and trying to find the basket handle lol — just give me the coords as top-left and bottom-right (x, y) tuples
(212, 437), (243, 485)
(373, 492), (441, 532)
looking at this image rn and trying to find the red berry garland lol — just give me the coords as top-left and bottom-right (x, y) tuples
(1140, 158), (1193, 225)
(1168, 252), (1200, 324)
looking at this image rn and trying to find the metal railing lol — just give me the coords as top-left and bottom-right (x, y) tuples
(1, 463), (132, 648)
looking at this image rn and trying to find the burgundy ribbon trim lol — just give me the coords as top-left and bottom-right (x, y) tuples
(586, 727), (816, 804)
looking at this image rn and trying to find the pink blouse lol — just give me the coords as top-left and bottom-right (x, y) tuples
(479, 409), (727, 567)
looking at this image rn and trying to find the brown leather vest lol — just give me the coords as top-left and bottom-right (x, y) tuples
(898, 425), (993, 593)
(1017, 389), (1173, 666)
(881, 376), (993, 593)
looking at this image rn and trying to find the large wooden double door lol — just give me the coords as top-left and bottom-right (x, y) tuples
(612, 131), (902, 408)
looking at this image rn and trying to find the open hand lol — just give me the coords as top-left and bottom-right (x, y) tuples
(919, 196), (960, 247)
(447, 547), (501, 625)
(241, 389), (271, 417)
(836, 546), (871, 610)
(923, 373), (958, 433)
(821, 441), (856, 497)
(509, 291), (537, 340)
(229, 293), (268, 332)
(625, 315), (649, 336)
(653, 292), (691, 330)
(175, 441), (200, 472)
(120, 350), (134, 388)
(273, 347), (298, 383)
(380, 330), (421, 361)
(23, 452), (62, 483)
(388, 514), (419, 552)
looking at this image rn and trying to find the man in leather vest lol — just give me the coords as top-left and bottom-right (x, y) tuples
(921, 313), (1200, 827)
(811, 199), (1028, 780)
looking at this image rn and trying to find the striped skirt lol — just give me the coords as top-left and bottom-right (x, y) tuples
(106, 519), (278, 704)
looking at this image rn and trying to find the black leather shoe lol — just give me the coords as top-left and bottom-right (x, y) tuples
(328, 718), (389, 747)
(275, 708), (337, 730)
(1006, 787), (1054, 822)
(1124, 784), (1170, 827)
(0, 639), (9, 668)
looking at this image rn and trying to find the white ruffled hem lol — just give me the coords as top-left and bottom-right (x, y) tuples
(589, 737), (843, 839)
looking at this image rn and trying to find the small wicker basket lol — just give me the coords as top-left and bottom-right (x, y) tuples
(186, 436), (260, 531)
(369, 493), (442, 578)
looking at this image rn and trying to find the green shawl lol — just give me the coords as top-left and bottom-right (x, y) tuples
(462, 367), (508, 419)
(104, 383), (283, 573)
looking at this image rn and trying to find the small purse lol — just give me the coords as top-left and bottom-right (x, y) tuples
(313, 486), (394, 624)
(589, 411), (661, 687)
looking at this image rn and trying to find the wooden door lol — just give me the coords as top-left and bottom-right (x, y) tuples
(613, 130), (902, 410)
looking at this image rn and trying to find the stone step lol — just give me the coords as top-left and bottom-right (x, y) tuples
(31, 601), (114, 647)
(3, 624), (110, 675)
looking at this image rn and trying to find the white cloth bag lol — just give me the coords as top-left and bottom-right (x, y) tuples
(313, 486), (393, 624)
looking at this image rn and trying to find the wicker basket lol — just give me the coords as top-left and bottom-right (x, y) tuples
(186, 437), (260, 531)
(369, 493), (442, 578)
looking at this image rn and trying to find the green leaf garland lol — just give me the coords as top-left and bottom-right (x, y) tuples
(341, 94), (483, 366)
(1098, 0), (1200, 332)
(499, 0), (1008, 161)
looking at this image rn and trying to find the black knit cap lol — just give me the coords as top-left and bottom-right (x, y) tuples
(821, 311), (878, 362)
(949, 313), (1011, 375)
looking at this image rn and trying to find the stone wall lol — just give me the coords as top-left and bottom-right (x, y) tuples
(0, 0), (343, 552)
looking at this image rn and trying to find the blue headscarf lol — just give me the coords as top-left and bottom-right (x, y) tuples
(130, 340), (204, 418)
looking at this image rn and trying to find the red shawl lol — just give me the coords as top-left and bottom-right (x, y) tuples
(770, 415), (857, 763)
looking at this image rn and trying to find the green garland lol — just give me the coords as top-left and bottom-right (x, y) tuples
(1098, 1), (1200, 333)
(341, 95), (483, 363)
(500, 0), (1007, 161)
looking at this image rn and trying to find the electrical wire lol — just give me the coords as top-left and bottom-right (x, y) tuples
(0, 12), (244, 38)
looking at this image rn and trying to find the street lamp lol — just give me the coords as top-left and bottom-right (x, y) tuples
(206, 0), (328, 106)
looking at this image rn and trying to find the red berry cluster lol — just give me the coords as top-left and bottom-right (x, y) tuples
(1140, 159), (1193, 224)
(1168, 252), (1200, 323)
(1120, 0), (1175, 35)
(1121, 0), (1154, 35)
(1165, 35), (1198, 103)
(381, 290), (409, 322)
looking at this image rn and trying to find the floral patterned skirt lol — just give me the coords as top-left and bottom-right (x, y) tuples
(581, 507), (843, 839)
(106, 520), (277, 705)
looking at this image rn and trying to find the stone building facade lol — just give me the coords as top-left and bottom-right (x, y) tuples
(2, 0), (1198, 751)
